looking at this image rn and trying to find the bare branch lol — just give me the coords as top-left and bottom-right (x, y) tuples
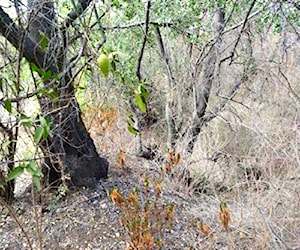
(155, 25), (178, 149)
(257, 207), (291, 249)
(136, 0), (151, 81)
(0, 91), (39, 104)
(104, 21), (173, 30)
(278, 68), (300, 103)
(0, 199), (33, 249)
(203, 77), (249, 124)
(229, 0), (257, 65)
(62, 0), (92, 29)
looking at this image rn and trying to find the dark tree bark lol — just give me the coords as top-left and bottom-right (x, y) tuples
(0, 2), (108, 188)
(0, 123), (17, 202)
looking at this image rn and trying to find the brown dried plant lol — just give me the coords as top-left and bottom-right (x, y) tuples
(110, 178), (174, 249)
(118, 150), (125, 169)
(165, 149), (181, 174)
(199, 222), (212, 237)
(85, 106), (117, 136)
(219, 202), (231, 231)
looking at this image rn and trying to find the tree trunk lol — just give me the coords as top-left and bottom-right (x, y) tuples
(0, 2), (108, 188)
(155, 25), (178, 151)
(185, 8), (225, 155)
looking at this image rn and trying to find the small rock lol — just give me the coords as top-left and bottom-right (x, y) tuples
(100, 203), (108, 209)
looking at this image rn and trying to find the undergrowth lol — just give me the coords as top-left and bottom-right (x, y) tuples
(110, 177), (174, 250)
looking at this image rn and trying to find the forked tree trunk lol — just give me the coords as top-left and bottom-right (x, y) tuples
(0, 2), (108, 189)
(185, 8), (225, 155)
(27, 0), (108, 187)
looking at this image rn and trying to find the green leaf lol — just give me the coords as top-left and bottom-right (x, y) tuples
(39, 116), (47, 126)
(26, 161), (37, 175)
(26, 161), (43, 177)
(30, 63), (43, 75)
(7, 166), (24, 181)
(20, 114), (32, 128)
(34, 116), (52, 141)
(54, 73), (60, 81)
(32, 176), (42, 191)
(39, 31), (49, 51)
(43, 71), (53, 80)
(30, 63), (52, 80)
(127, 122), (139, 135)
(134, 84), (149, 112)
(97, 54), (110, 78)
(41, 117), (52, 138)
(23, 152), (34, 160)
(2, 139), (11, 150)
(112, 0), (121, 8)
(138, 84), (149, 99)
(135, 94), (147, 113)
(108, 51), (126, 61)
(48, 88), (59, 100)
(4, 99), (12, 113)
(34, 127), (44, 144)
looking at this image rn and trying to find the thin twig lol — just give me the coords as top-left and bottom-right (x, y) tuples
(229, 0), (257, 65)
(61, 0), (93, 30)
(136, 0), (151, 81)
(257, 207), (291, 249)
(278, 68), (300, 103)
(0, 198), (33, 250)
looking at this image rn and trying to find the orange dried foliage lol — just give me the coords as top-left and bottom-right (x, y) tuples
(219, 202), (230, 231)
(143, 232), (154, 249)
(165, 149), (181, 173)
(111, 176), (175, 249)
(86, 107), (117, 135)
(128, 191), (138, 204)
(125, 243), (134, 250)
(166, 149), (180, 164)
(200, 223), (212, 237)
(98, 109), (116, 131)
(118, 150), (125, 169)
(110, 189), (124, 205)
(155, 183), (162, 197)
(173, 153), (181, 165)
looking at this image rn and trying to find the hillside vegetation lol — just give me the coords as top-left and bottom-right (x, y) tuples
(0, 0), (299, 249)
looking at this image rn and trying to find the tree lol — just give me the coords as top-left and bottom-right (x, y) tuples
(1, 0), (299, 201)
(102, 0), (299, 160)
(0, 0), (108, 201)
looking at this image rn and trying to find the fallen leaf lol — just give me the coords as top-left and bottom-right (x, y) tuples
(219, 202), (231, 231)
(110, 189), (124, 205)
(200, 222), (212, 236)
